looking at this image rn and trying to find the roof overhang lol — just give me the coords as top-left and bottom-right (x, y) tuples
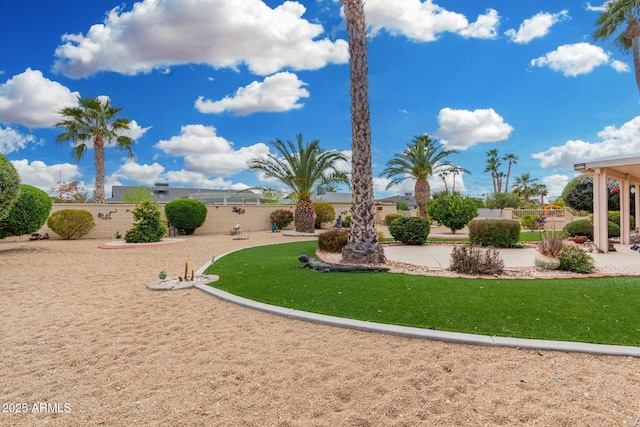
(574, 156), (640, 182)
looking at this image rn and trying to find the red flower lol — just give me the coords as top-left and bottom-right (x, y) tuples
(611, 188), (619, 194)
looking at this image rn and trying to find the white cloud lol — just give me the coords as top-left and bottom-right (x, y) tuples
(195, 72), (309, 116)
(364, 0), (499, 41)
(532, 116), (640, 169)
(0, 68), (79, 127)
(112, 161), (166, 184)
(53, 0), (348, 77)
(435, 107), (513, 150)
(542, 174), (570, 200)
(155, 124), (270, 176)
(10, 159), (81, 191)
(530, 43), (622, 76)
(505, 10), (569, 44)
(611, 59), (630, 72)
(0, 126), (42, 153)
(585, 2), (610, 12)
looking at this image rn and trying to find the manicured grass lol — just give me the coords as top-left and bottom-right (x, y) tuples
(204, 241), (640, 346)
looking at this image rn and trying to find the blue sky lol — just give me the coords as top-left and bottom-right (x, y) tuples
(0, 0), (637, 201)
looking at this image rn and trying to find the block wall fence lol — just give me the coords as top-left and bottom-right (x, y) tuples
(36, 203), (399, 240)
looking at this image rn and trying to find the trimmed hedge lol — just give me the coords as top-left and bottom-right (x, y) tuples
(0, 153), (20, 221)
(562, 219), (619, 240)
(47, 209), (95, 240)
(388, 216), (430, 245)
(468, 219), (521, 248)
(0, 184), (52, 239)
(313, 202), (336, 229)
(318, 229), (350, 252)
(384, 213), (405, 226)
(165, 199), (207, 235)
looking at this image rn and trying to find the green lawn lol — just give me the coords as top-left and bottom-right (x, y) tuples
(204, 241), (640, 346)
(425, 231), (542, 243)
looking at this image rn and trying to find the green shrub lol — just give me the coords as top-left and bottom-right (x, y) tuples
(342, 215), (351, 227)
(384, 212), (405, 226)
(270, 209), (294, 230)
(484, 192), (522, 209)
(563, 219), (620, 240)
(126, 200), (167, 243)
(313, 202), (335, 229)
(558, 244), (595, 274)
(165, 199), (207, 235)
(427, 191), (478, 234)
(468, 219), (521, 248)
(607, 211), (635, 230)
(449, 244), (504, 275)
(318, 229), (350, 252)
(521, 214), (542, 231)
(395, 198), (410, 211)
(47, 209), (95, 240)
(0, 153), (20, 222)
(0, 184), (52, 239)
(388, 216), (430, 245)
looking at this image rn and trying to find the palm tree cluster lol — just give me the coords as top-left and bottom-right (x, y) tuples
(483, 149), (519, 193)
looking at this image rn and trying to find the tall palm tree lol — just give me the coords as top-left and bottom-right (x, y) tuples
(502, 153), (519, 192)
(380, 134), (458, 219)
(249, 134), (347, 233)
(594, 0), (640, 92)
(340, 0), (385, 264)
(484, 149), (502, 193)
(533, 183), (549, 206)
(512, 173), (539, 208)
(439, 164), (470, 192)
(56, 97), (134, 204)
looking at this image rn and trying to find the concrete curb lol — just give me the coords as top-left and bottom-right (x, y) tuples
(195, 247), (640, 358)
(195, 283), (640, 358)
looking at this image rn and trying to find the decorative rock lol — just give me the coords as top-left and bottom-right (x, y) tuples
(146, 274), (219, 291)
(534, 253), (561, 270)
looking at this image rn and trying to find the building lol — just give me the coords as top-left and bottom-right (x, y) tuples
(107, 183), (263, 205)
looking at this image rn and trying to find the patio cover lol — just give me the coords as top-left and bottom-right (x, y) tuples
(574, 156), (640, 252)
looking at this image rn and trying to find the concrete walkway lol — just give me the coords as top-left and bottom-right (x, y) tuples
(195, 247), (640, 358)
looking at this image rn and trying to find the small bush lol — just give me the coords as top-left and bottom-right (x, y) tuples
(342, 215), (352, 227)
(388, 216), (430, 245)
(313, 202), (335, 229)
(384, 213), (405, 226)
(558, 244), (595, 274)
(270, 209), (294, 230)
(165, 199), (207, 235)
(0, 184), (52, 239)
(484, 192), (522, 209)
(521, 214), (544, 231)
(47, 209), (95, 240)
(126, 200), (167, 243)
(318, 229), (350, 252)
(563, 219), (620, 240)
(449, 244), (504, 275)
(468, 219), (521, 248)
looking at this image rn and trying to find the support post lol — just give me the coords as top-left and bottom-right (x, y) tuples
(620, 177), (630, 245)
(593, 168), (609, 253)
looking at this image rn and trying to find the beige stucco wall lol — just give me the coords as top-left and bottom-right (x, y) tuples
(36, 203), (398, 239)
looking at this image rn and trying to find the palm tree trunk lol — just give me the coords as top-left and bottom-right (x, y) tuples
(505, 162), (512, 192)
(340, 0), (385, 264)
(295, 198), (315, 233)
(94, 135), (105, 204)
(632, 31), (640, 92)
(414, 178), (429, 219)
